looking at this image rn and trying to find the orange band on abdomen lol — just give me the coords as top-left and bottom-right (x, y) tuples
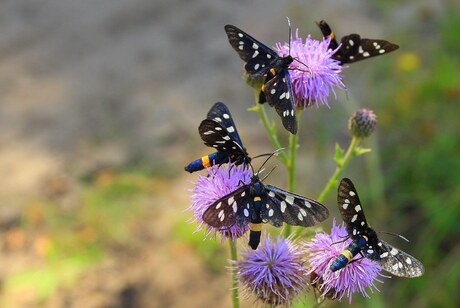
(201, 156), (211, 168)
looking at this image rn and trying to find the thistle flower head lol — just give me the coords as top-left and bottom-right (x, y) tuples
(188, 164), (252, 240)
(233, 235), (309, 306)
(304, 219), (384, 303)
(349, 108), (377, 138)
(276, 29), (346, 108)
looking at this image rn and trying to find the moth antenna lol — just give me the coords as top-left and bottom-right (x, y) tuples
(260, 165), (277, 182)
(286, 17), (292, 56)
(378, 231), (410, 243)
(232, 140), (254, 175)
(256, 148), (285, 175)
(293, 58), (311, 73)
(252, 152), (277, 160)
(331, 235), (350, 245)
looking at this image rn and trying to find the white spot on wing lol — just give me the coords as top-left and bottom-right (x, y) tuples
(254, 63), (260, 70)
(280, 201), (287, 213)
(379, 49), (385, 54)
(390, 248), (399, 256)
(270, 89), (276, 94)
(203, 131), (214, 135)
(297, 212), (304, 221)
(380, 252), (388, 258)
(268, 191), (275, 198)
(304, 200), (311, 208)
(244, 209), (249, 217)
(349, 191), (356, 196)
(252, 43), (259, 49)
(218, 210), (225, 221)
(268, 209), (274, 217)
(216, 202), (222, 209)
(348, 39), (354, 46)
(238, 33), (243, 38)
(223, 113), (230, 119)
(227, 126), (235, 133)
(406, 257), (412, 265)
(252, 50), (259, 58)
(228, 197), (234, 204)
(351, 214), (358, 222)
(343, 203), (348, 209)
(232, 202), (237, 213)
(363, 51), (370, 57)
(285, 196), (295, 205)
(355, 205), (361, 212)
(299, 208), (307, 217)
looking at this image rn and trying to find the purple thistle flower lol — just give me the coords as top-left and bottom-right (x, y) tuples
(304, 219), (384, 303)
(276, 29), (346, 108)
(233, 235), (309, 306)
(188, 164), (251, 241)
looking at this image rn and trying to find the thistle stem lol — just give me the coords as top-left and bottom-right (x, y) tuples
(317, 136), (361, 203)
(249, 90), (289, 165)
(229, 239), (240, 308)
(284, 111), (301, 237)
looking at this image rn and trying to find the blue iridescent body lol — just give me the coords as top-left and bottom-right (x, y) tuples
(248, 180), (264, 249)
(184, 151), (228, 173)
(330, 236), (368, 271)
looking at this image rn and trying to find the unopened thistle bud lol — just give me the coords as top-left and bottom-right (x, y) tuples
(243, 70), (264, 90)
(348, 108), (377, 138)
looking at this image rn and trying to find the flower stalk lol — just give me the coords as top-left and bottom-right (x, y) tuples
(229, 239), (240, 308)
(317, 135), (361, 203)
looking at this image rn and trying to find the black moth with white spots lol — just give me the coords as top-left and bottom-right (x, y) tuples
(225, 24), (298, 134)
(317, 20), (399, 64)
(202, 172), (329, 249)
(334, 178), (424, 278)
(184, 102), (250, 173)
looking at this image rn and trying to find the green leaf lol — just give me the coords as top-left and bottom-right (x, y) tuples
(334, 143), (344, 164)
(354, 146), (372, 156)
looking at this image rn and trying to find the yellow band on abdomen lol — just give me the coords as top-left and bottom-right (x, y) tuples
(341, 250), (353, 262)
(253, 196), (261, 201)
(250, 223), (262, 232)
(201, 156), (211, 168)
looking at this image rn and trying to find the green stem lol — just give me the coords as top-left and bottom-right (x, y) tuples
(284, 111), (301, 237)
(317, 136), (361, 203)
(249, 90), (289, 165)
(229, 239), (240, 308)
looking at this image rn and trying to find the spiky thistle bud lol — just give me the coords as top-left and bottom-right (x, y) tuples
(348, 108), (377, 138)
